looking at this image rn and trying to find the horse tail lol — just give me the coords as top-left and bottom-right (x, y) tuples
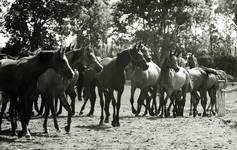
(227, 74), (234, 81)
(201, 66), (218, 75)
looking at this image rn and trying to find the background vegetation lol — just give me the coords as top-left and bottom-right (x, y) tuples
(1, 0), (237, 77)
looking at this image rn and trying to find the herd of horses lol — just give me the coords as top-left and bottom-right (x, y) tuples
(0, 41), (233, 138)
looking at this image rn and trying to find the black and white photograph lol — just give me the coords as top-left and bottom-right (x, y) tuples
(0, 0), (237, 149)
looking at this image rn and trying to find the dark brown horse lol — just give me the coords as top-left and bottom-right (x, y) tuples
(0, 48), (74, 138)
(97, 42), (149, 127)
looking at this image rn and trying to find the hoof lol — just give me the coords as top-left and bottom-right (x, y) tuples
(56, 112), (62, 116)
(25, 132), (31, 139)
(72, 111), (75, 116)
(87, 112), (93, 117)
(111, 120), (116, 127)
(104, 118), (109, 123)
(11, 131), (16, 136)
(65, 125), (70, 133)
(159, 114), (164, 118)
(79, 111), (83, 115)
(18, 131), (24, 137)
(189, 112), (193, 116)
(56, 128), (62, 133)
(44, 129), (48, 134)
(132, 108), (136, 115)
(116, 121), (120, 127)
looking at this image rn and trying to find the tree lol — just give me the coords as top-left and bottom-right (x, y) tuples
(3, 0), (74, 55)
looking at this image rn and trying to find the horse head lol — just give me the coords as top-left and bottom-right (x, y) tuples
(38, 47), (74, 79)
(82, 46), (103, 72)
(186, 53), (197, 68)
(163, 51), (179, 72)
(140, 44), (152, 62)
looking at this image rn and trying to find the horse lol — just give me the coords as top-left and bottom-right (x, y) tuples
(97, 42), (149, 127)
(34, 46), (103, 134)
(186, 53), (233, 116)
(0, 47), (74, 138)
(158, 52), (191, 117)
(130, 46), (161, 116)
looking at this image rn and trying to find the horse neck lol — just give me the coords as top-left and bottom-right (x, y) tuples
(20, 55), (54, 83)
(116, 50), (130, 70)
(66, 50), (82, 68)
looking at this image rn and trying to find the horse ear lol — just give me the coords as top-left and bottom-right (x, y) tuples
(57, 47), (65, 57)
(136, 41), (142, 51)
(66, 44), (72, 52)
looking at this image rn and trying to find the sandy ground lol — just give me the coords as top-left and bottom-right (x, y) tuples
(1, 84), (237, 150)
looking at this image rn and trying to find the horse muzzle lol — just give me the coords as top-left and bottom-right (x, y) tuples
(142, 63), (149, 71)
(174, 68), (180, 72)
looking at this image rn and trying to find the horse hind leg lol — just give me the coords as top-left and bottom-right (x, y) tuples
(104, 90), (111, 123)
(192, 91), (200, 117)
(8, 96), (18, 136)
(115, 89), (123, 127)
(50, 97), (61, 132)
(0, 96), (8, 131)
(59, 93), (72, 133)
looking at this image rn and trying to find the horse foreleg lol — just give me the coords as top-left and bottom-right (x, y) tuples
(167, 94), (174, 117)
(76, 72), (84, 101)
(158, 91), (164, 117)
(189, 94), (194, 116)
(181, 91), (187, 117)
(42, 94), (50, 134)
(115, 88), (123, 127)
(130, 85), (137, 114)
(59, 93), (72, 133)
(110, 89), (117, 127)
(98, 87), (104, 125)
(192, 91), (200, 117)
(104, 90), (111, 123)
(136, 90), (145, 116)
(88, 85), (96, 116)
(79, 97), (88, 115)
(38, 95), (45, 116)
(163, 91), (172, 118)
(66, 87), (77, 116)
(150, 87), (158, 116)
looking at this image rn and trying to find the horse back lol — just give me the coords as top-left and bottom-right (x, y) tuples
(99, 59), (125, 90)
(131, 61), (160, 88)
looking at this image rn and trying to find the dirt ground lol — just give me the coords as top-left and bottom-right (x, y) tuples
(1, 84), (237, 150)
